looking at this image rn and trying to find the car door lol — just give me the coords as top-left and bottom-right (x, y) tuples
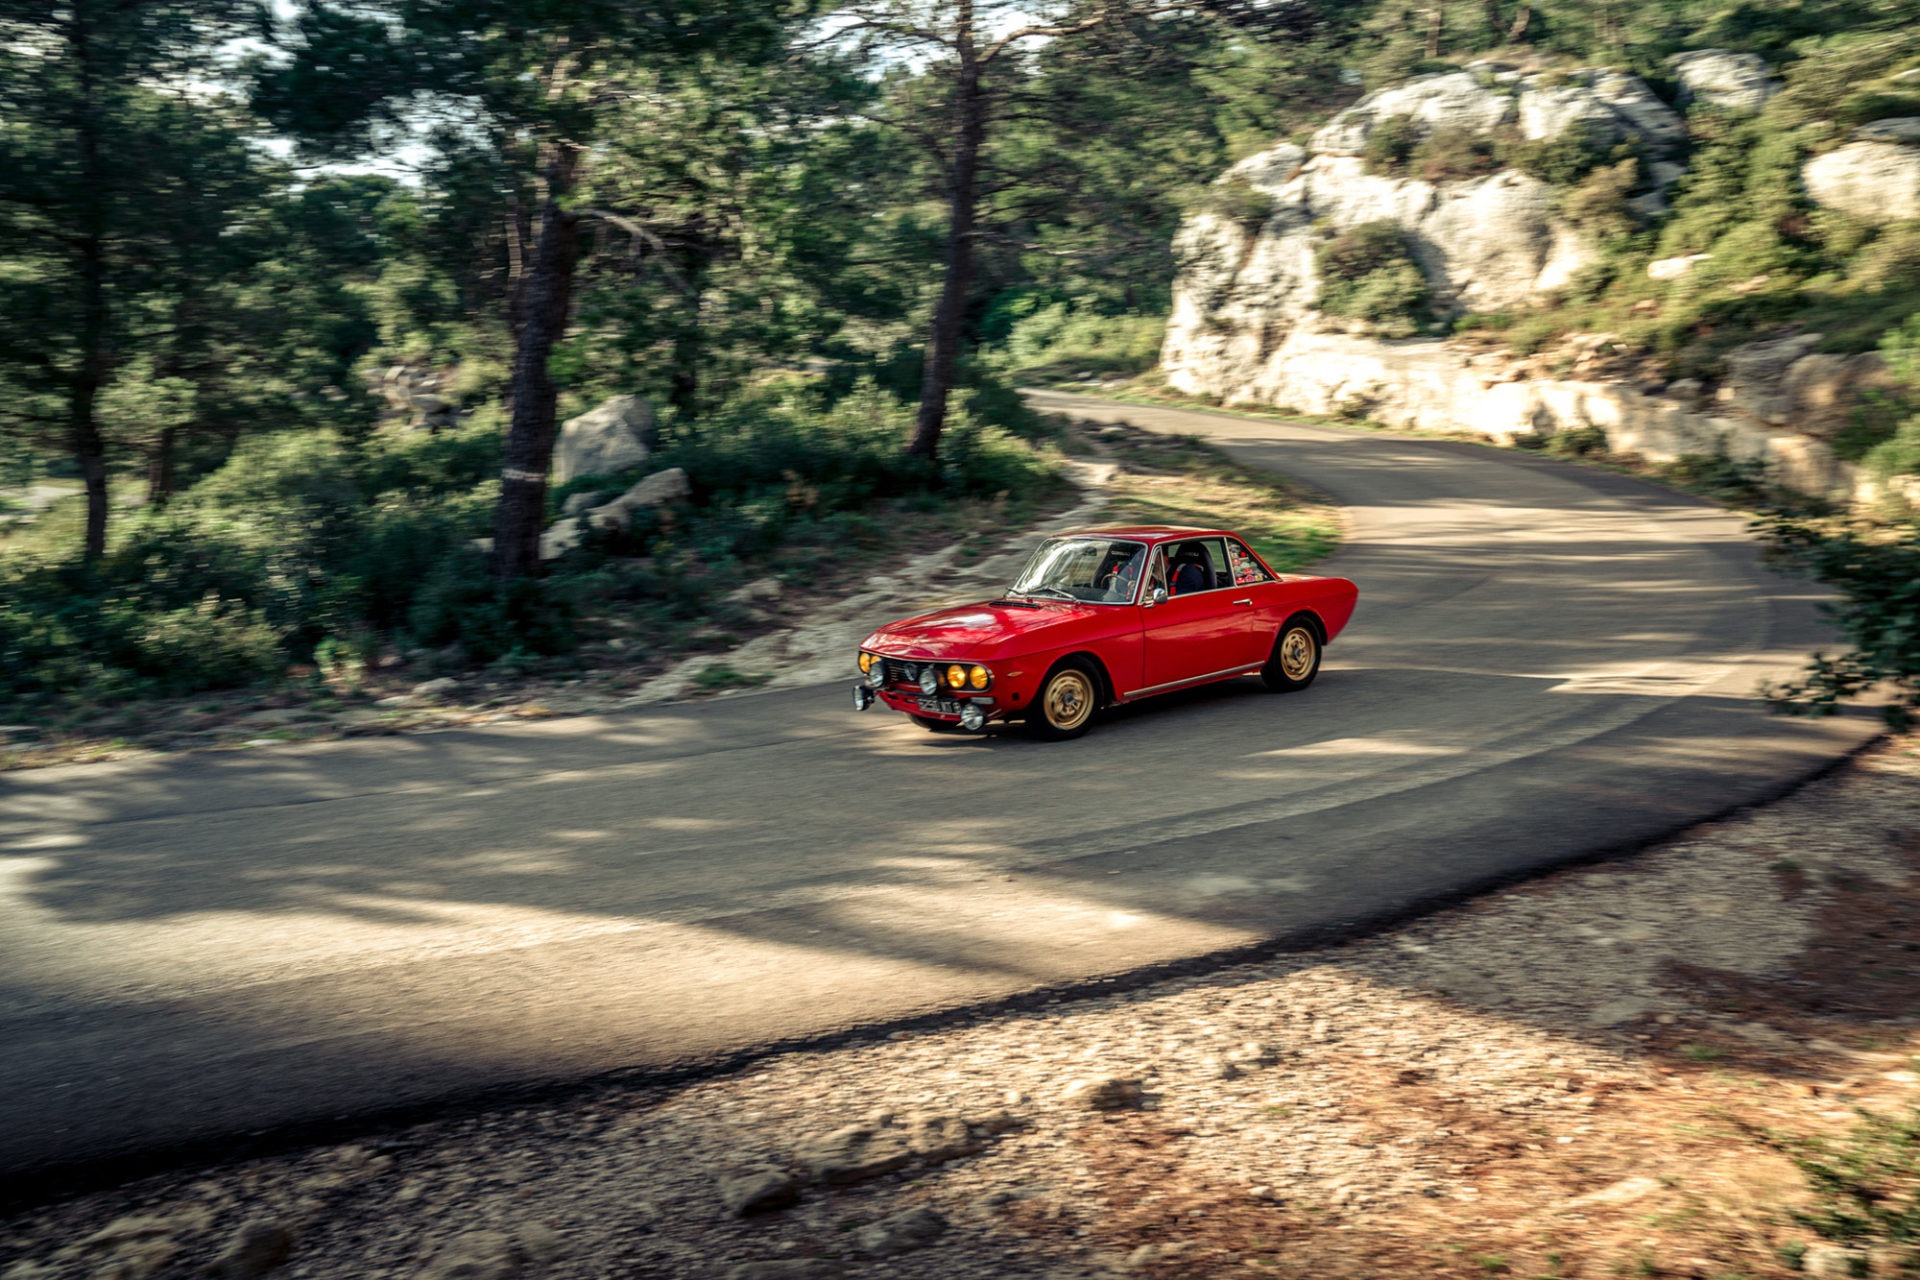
(1139, 540), (1259, 690)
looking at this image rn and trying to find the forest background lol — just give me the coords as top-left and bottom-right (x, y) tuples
(3, 0), (1917, 720)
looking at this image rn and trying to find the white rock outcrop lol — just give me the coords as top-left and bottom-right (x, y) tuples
(1163, 67), (1681, 405)
(1214, 319), (1867, 499)
(1803, 121), (1920, 224)
(1668, 50), (1780, 113)
(552, 394), (655, 487)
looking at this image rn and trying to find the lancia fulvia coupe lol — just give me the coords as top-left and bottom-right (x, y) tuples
(852, 526), (1358, 740)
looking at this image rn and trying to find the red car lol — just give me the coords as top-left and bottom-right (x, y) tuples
(853, 526), (1358, 739)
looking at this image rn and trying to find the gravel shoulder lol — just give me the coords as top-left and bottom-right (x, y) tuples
(6, 734), (1915, 1280)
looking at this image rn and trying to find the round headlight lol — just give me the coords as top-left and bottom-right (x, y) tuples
(917, 666), (940, 696)
(969, 664), (990, 690)
(946, 664), (966, 689)
(867, 659), (886, 688)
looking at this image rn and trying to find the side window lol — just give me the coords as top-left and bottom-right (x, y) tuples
(1199, 537), (1233, 590)
(1147, 548), (1168, 598)
(1225, 537), (1274, 585)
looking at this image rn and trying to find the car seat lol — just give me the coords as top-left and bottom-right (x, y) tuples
(1169, 543), (1210, 596)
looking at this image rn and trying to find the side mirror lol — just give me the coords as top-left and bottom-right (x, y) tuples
(1147, 587), (1168, 606)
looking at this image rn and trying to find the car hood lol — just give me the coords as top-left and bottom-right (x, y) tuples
(861, 599), (1104, 661)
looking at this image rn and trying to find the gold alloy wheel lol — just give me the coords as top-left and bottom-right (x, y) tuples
(1042, 668), (1096, 732)
(1279, 626), (1317, 681)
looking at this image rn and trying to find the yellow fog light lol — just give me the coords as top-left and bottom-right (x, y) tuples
(859, 652), (874, 672)
(946, 664), (967, 689)
(969, 665), (990, 690)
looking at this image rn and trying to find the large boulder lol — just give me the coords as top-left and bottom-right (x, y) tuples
(1804, 125), (1920, 224)
(552, 395), (655, 487)
(1669, 50), (1780, 114)
(583, 467), (691, 534)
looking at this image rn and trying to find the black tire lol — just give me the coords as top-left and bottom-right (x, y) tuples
(1262, 617), (1322, 692)
(909, 714), (958, 733)
(1027, 656), (1102, 741)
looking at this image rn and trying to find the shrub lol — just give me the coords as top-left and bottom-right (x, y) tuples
(1760, 512), (1920, 726)
(1507, 122), (1626, 186)
(1361, 114), (1422, 176)
(1198, 178), (1277, 232)
(992, 304), (1165, 383)
(1315, 222), (1432, 337)
(1412, 125), (1504, 183)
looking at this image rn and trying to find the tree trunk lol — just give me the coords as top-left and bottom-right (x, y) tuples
(491, 140), (583, 581)
(1425, 5), (1444, 59)
(70, 2), (111, 563)
(1507, 4), (1532, 42)
(146, 425), (177, 507)
(668, 230), (710, 421)
(907, 2), (982, 463)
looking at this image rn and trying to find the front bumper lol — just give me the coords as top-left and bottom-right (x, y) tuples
(854, 682), (999, 729)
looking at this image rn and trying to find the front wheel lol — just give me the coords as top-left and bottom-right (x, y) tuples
(1028, 657), (1101, 740)
(1262, 619), (1322, 692)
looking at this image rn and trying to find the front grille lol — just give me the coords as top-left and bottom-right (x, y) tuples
(883, 659), (925, 688)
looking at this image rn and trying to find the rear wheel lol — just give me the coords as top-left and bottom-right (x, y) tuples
(1029, 657), (1101, 741)
(1262, 618), (1322, 692)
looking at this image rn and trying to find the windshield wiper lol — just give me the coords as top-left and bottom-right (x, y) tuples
(1015, 586), (1078, 602)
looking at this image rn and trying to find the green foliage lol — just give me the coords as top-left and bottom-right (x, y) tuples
(1361, 114), (1423, 174)
(1316, 222), (1431, 336)
(1760, 514), (1920, 727)
(1774, 1105), (1920, 1249)
(1198, 178), (1278, 231)
(1506, 122), (1630, 187)
(988, 303), (1166, 383)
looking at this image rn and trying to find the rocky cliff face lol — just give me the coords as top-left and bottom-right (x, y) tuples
(1160, 55), (1909, 503)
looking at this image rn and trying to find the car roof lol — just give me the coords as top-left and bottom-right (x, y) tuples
(1058, 525), (1230, 543)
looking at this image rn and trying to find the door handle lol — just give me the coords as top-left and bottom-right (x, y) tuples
(1232, 598), (1253, 606)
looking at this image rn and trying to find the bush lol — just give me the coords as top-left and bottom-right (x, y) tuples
(1315, 222), (1432, 336)
(1506, 122), (1625, 186)
(1361, 114), (1422, 175)
(1411, 125), (1505, 183)
(1760, 512), (1920, 727)
(1198, 178), (1277, 232)
(991, 303), (1166, 383)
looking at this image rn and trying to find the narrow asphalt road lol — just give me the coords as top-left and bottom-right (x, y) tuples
(0, 394), (1879, 1189)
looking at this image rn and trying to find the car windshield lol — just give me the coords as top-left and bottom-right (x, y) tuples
(1008, 537), (1148, 605)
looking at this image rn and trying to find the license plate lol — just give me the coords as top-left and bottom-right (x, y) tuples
(917, 697), (962, 716)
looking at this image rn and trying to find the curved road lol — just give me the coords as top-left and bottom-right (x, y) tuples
(0, 393), (1879, 1189)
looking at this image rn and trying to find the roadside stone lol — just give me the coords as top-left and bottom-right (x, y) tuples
(717, 1166), (800, 1216)
(416, 1224), (558, 1280)
(854, 1206), (947, 1257)
(968, 1107), (1021, 1134)
(905, 1113), (984, 1162)
(1802, 1242), (1870, 1278)
(560, 490), (607, 518)
(793, 1125), (913, 1185)
(212, 1221), (295, 1278)
(1564, 1176), (1661, 1208)
(1201, 1055), (1242, 1080)
(725, 1261), (841, 1280)
(553, 395), (653, 487)
(585, 467), (692, 533)
(411, 678), (459, 701)
(1062, 1077), (1143, 1110)
(1125, 1241), (1197, 1270)
(538, 517), (582, 561)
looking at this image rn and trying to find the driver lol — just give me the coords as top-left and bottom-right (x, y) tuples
(1099, 545), (1145, 601)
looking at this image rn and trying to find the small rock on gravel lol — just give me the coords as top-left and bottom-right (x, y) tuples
(417, 1223), (559, 1280)
(717, 1166), (800, 1216)
(725, 1260), (841, 1280)
(213, 1220), (295, 1277)
(1061, 1076), (1143, 1110)
(905, 1113), (984, 1161)
(793, 1125), (913, 1185)
(855, 1206), (948, 1257)
(411, 678), (459, 700)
